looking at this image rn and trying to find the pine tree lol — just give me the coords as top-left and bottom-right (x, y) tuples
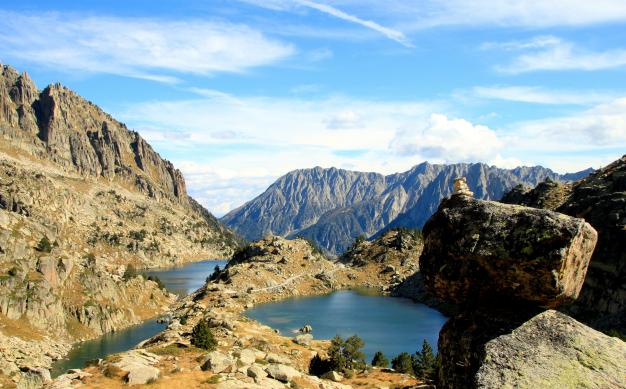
(391, 352), (414, 374)
(413, 339), (437, 381)
(371, 351), (389, 368)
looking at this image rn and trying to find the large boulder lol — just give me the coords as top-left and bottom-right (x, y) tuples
(112, 349), (161, 385)
(501, 156), (626, 330)
(438, 309), (626, 389)
(420, 196), (597, 308)
(200, 351), (234, 373)
(265, 363), (301, 382)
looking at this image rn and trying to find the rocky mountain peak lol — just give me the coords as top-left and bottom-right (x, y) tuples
(0, 66), (188, 204)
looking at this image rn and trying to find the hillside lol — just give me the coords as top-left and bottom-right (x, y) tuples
(0, 64), (239, 374)
(222, 163), (592, 255)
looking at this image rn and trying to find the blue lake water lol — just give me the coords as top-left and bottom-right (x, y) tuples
(51, 259), (228, 377)
(245, 289), (447, 363)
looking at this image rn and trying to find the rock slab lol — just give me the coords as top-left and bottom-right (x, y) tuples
(438, 310), (626, 389)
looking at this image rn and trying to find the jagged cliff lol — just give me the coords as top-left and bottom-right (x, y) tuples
(222, 163), (592, 255)
(502, 155), (626, 331)
(0, 64), (239, 378)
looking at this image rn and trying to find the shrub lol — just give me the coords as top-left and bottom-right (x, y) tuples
(35, 236), (52, 253)
(191, 320), (217, 351)
(208, 265), (221, 281)
(328, 335), (366, 372)
(413, 339), (437, 381)
(123, 264), (137, 280)
(129, 229), (148, 242)
(7, 267), (18, 277)
(145, 275), (165, 290)
(391, 352), (414, 375)
(371, 351), (389, 368)
(309, 354), (333, 376)
(310, 335), (366, 376)
(180, 316), (188, 325)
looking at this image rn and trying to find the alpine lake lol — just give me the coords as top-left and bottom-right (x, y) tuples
(52, 260), (446, 376)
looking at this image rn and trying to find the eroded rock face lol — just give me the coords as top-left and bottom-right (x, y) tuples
(421, 196), (597, 308)
(438, 310), (626, 389)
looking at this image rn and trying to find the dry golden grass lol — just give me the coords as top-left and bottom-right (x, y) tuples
(0, 315), (45, 341)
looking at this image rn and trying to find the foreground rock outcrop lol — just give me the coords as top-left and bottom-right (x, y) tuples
(502, 155), (626, 331)
(421, 184), (625, 388)
(439, 309), (626, 389)
(421, 195), (597, 308)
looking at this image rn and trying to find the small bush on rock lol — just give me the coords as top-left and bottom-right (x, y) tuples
(35, 236), (52, 253)
(191, 320), (217, 351)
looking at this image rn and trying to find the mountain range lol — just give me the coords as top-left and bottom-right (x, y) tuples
(221, 163), (593, 255)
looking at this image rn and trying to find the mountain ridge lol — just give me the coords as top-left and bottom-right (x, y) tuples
(222, 162), (593, 255)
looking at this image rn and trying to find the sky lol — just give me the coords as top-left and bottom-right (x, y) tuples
(1, 1), (625, 216)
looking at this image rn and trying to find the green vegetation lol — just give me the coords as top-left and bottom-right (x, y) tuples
(413, 339), (437, 381)
(371, 351), (389, 368)
(35, 236), (52, 253)
(389, 339), (438, 382)
(128, 229), (148, 242)
(191, 320), (217, 351)
(123, 264), (137, 280)
(309, 334), (366, 376)
(145, 275), (165, 290)
(328, 334), (366, 371)
(391, 352), (414, 374)
(204, 376), (220, 384)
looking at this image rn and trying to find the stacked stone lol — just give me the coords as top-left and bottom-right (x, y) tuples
(452, 177), (474, 197)
(418, 190), (626, 388)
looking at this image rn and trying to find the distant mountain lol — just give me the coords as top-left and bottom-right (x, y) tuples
(221, 163), (592, 255)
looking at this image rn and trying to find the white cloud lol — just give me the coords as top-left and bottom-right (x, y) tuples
(325, 110), (363, 129)
(472, 86), (618, 105)
(486, 36), (626, 74)
(390, 0), (626, 29)
(294, 0), (413, 47)
(119, 94), (437, 151)
(390, 114), (503, 162)
(238, 0), (413, 47)
(0, 11), (294, 81)
(117, 92), (626, 215)
(510, 97), (626, 149)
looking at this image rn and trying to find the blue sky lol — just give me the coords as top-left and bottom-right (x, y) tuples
(1, 1), (625, 215)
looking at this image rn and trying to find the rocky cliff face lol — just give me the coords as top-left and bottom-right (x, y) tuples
(0, 65), (187, 203)
(222, 163), (590, 256)
(502, 156), (626, 331)
(0, 64), (239, 378)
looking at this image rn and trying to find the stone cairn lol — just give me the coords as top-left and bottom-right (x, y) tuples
(452, 177), (474, 197)
(420, 183), (600, 388)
